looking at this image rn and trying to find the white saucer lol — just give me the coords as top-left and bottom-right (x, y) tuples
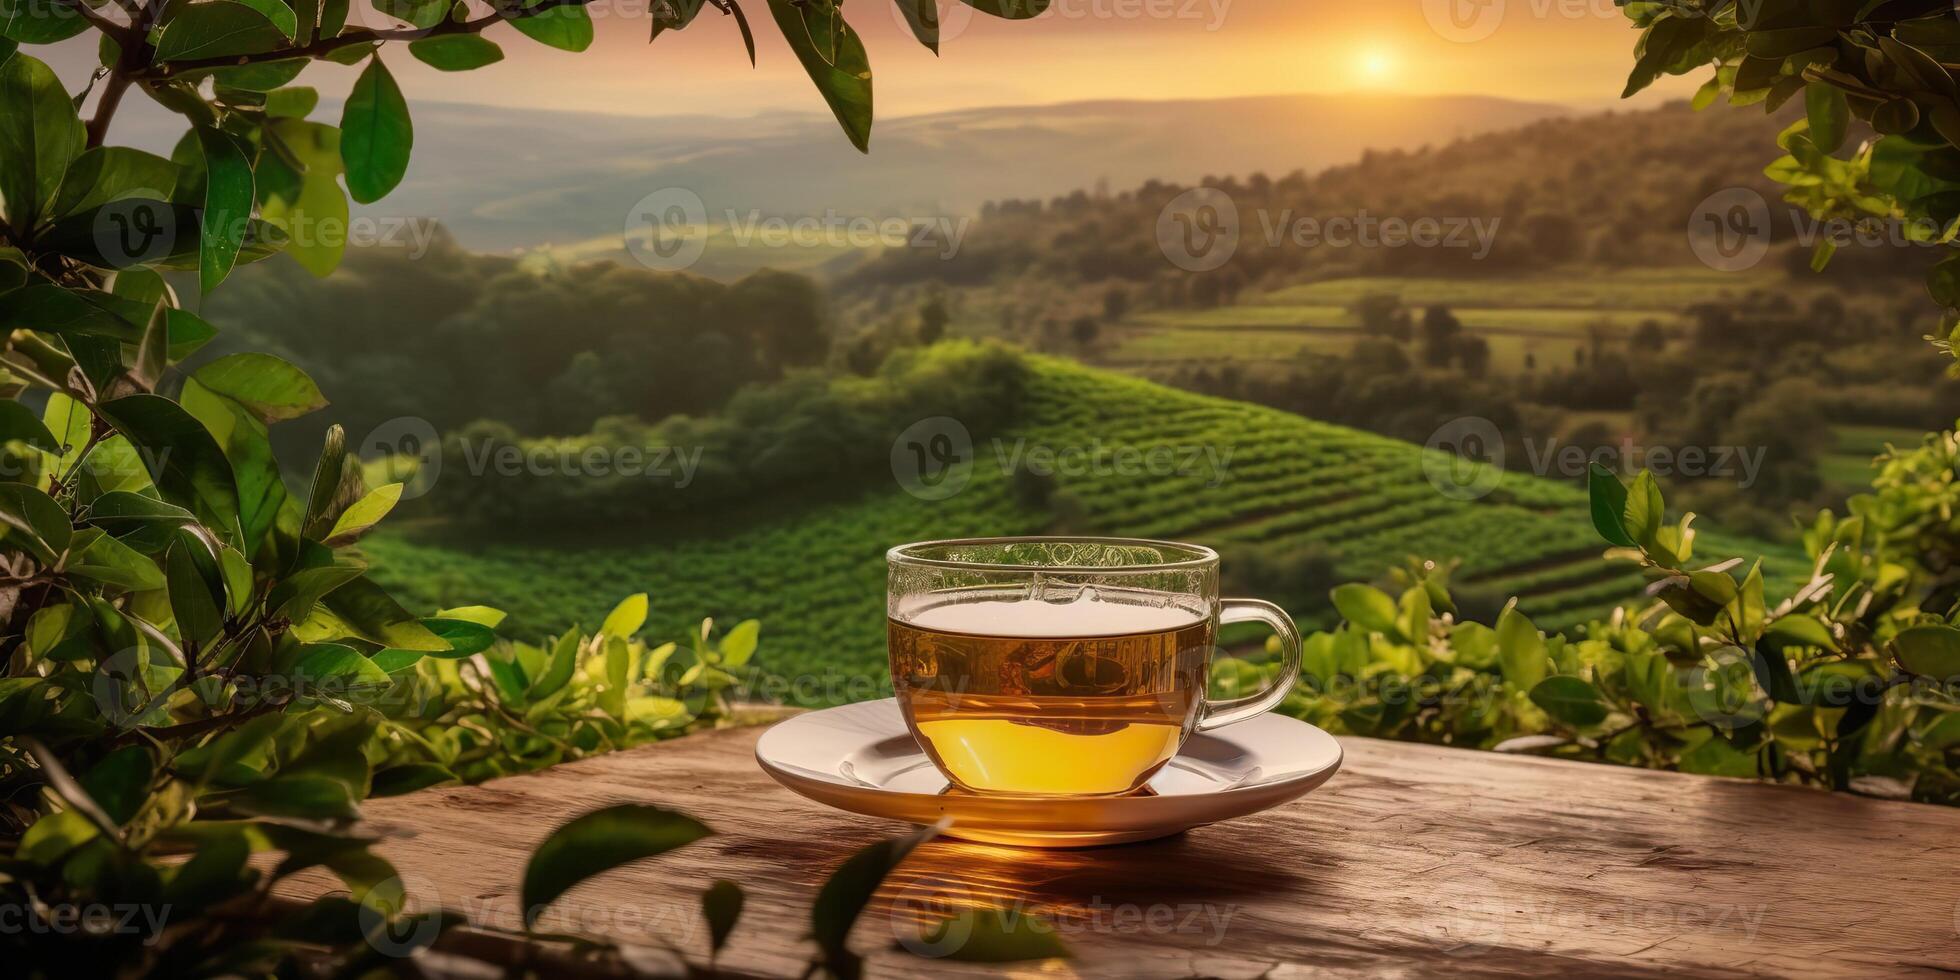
(755, 699), (1342, 848)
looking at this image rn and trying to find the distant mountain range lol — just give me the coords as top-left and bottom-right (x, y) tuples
(114, 91), (1572, 259)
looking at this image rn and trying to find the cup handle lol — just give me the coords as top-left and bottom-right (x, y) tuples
(1198, 598), (1303, 732)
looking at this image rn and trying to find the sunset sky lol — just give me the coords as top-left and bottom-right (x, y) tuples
(46, 0), (1696, 122)
(388, 0), (1694, 117)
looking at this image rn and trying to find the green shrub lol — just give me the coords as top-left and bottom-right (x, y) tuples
(1288, 453), (1960, 804)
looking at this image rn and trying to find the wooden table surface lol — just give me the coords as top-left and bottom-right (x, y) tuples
(283, 724), (1960, 978)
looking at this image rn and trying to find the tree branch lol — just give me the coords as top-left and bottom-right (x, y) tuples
(56, 0), (142, 51)
(85, 72), (133, 149)
(133, 0), (595, 79)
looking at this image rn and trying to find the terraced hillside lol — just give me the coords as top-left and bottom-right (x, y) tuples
(1104, 266), (1799, 371)
(364, 357), (1803, 703)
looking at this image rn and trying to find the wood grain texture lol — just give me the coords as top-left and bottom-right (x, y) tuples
(279, 727), (1960, 979)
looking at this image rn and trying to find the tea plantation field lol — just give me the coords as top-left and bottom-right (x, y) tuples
(364, 357), (1804, 704)
(1102, 265), (1797, 371)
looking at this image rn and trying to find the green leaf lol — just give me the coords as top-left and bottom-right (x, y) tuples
(80, 745), (154, 825)
(1764, 615), (1838, 652)
(957, 0), (1048, 17)
(895, 0), (939, 53)
(267, 559), (365, 622)
(702, 879), (743, 955)
(68, 529), (166, 591)
(166, 538), (225, 648)
(419, 617), (496, 658)
(1872, 97), (1921, 135)
(504, 0), (593, 51)
(340, 55), (413, 204)
(0, 481), (71, 563)
(266, 86), (319, 117)
(811, 821), (941, 972)
(0, 52), (84, 233)
(204, 57), (307, 92)
(228, 773), (359, 821)
(1527, 676), (1609, 728)
(49, 146), (180, 219)
(153, 0), (291, 61)
(84, 491), (198, 552)
(1894, 625), (1960, 680)
(720, 619), (760, 667)
(261, 117), (347, 276)
(601, 636), (629, 719)
(311, 575), (446, 651)
(99, 394), (243, 543)
(163, 829), (256, 911)
(0, 0), (88, 44)
(0, 398), (58, 453)
(1329, 583), (1399, 634)
(520, 804), (711, 928)
(528, 629), (580, 699)
(436, 605), (505, 628)
(324, 483), (401, 545)
(180, 378), (288, 552)
(191, 352), (328, 423)
(1587, 461), (1636, 547)
(371, 763), (457, 797)
(18, 809), (97, 864)
(276, 640), (389, 690)
(195, 127), (254, 292)
(917, 906), (1071, 963)
(370, 648), (422, 673)
(600, 593), (648, 639)
(0, 284), (148, 341)
(1805, 81), (1849, 154)
(409, 34), (504, 70)
(303, 423), (350, 533)
(766, 0), (872, 152)
(1622, 471), (1665, 551)
(1496, 603), (1548, 691)
(1678, 735), (1759, 778)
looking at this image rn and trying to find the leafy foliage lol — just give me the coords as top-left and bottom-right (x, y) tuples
(1285, 456), (1960, 804)
(1621, 0), (1960, 340)
(0, 0), (1055, 970)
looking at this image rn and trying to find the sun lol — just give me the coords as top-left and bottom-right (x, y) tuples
(1356, 48), (1398, 85)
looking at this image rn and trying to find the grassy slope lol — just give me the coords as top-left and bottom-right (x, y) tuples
(364, 357), (1804, 704)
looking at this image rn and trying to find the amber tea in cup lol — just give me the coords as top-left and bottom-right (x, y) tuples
(888, 537), (1301, 797)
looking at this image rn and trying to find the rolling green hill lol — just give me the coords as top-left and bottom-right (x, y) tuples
(363, 356), (1804, 703)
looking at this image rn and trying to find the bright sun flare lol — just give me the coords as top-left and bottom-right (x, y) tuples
(1357, 48), (1397, 84)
